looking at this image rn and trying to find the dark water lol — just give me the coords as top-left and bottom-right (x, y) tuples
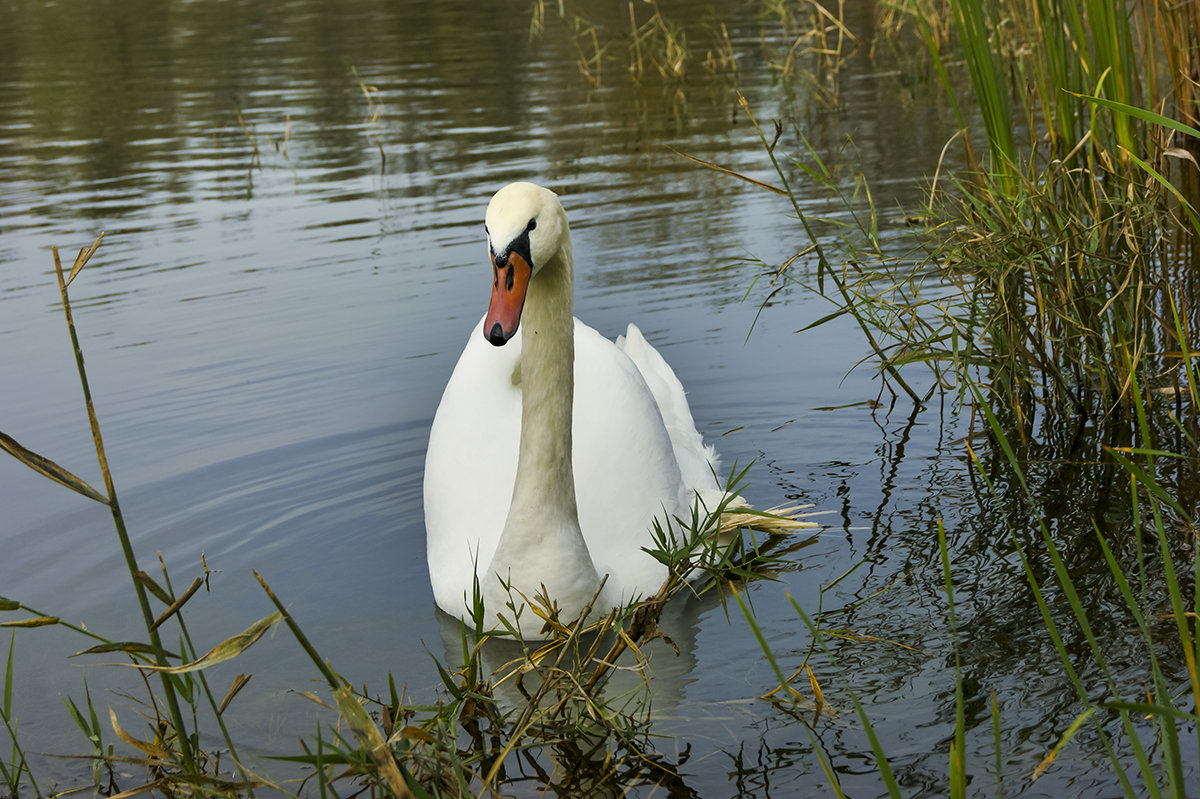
(1, 0), (1194, 795)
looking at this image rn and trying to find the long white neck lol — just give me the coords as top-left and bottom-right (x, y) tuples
(511, 239), (577, 515)
(484, 233), (603, 622)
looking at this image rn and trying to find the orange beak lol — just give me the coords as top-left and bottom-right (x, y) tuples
(483, 249), (532, 346)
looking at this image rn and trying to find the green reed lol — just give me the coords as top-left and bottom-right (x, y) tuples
(720, 0), (1200, 427)
(700, 3), (1200, 789)
(924, 0), (1198, 417)
(973, 369), (1198, 795)
(1, 635), (38, 798)
(529, 0), (750, 95)
(0, 238), (197, 775)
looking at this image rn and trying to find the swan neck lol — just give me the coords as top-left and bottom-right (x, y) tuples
(485, 235), (601, 621)
(511, 242), (576, 513)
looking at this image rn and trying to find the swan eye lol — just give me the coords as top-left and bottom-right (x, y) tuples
(526, 218), (537, 232)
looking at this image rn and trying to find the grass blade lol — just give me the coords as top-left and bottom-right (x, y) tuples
(130, 612), (282, 674)
(0, 431), (109, 504)
(784, 594), (903, 798)
(64, 233), (104, 289)
(333, 686), (416, 799)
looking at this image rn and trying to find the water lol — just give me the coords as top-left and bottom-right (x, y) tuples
(1, 0), (1194, 795)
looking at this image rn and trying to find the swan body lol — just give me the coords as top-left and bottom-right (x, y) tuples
(424, 182), (721, 626)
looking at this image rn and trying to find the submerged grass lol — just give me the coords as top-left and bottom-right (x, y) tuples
(970, 371), (1198, 795)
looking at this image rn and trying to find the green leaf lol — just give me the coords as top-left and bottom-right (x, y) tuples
(3, 632), (14, 716)
(1120, 146), (1200, 236)
(1071, 93), (1200, 140)
(1103, 701), (1199, 722)
(1033, 708), (1097, 780)
(796, 306), (851, 332)
(73, 641), (177, 659)
(334, 686), (415, 799)
(136, 572), (173, 605)
(0, 616), (58, 629)
(0, 431), (109, 504)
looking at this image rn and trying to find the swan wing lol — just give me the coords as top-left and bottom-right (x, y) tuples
(425, 317), (711, 617)
(424, 318), (521, 616)
(570, 320), (689, 601)
(616, 323), (720, 495)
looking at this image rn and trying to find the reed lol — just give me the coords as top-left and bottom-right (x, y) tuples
(529, 0), (746, 92)
(349, 64), (387, 168)
(920, 0), (1199, 418)
(0, 239), (295, 796)
(0, 635), (38, 798)
(689, 7), (1200, 784)
(971, 371), (1198, 794)
(716, 0), (1199, 429)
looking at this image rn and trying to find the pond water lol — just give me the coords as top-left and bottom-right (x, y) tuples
(1, 0), (1194, 796)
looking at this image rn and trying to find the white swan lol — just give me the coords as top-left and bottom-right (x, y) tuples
(424, 182), (724, 626)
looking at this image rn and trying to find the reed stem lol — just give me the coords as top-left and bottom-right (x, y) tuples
(50, 243), (197, 773)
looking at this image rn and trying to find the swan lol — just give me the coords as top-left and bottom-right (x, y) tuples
(424, 182), (725, 627)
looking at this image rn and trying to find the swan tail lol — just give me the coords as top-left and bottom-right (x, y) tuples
(617, 323), (720, 492)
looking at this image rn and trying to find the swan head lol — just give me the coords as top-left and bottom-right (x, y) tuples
(483, 182), (567, 346)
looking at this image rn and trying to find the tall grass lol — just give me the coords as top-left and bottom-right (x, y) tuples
(1, 238), (288, 796)
(1, 635), (38, 798)
(695, 3), (1200, 786)
(971, 370), (1198, 794)
(725, 0), (1200, 431)
(918, 0), (1200, 420)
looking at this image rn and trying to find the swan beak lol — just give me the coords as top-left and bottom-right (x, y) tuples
(484, 250), (532, 346)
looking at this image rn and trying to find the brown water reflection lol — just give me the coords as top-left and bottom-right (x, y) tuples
(0, 0), (1193, 795)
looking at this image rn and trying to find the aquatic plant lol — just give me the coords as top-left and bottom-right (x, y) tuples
(687, 3), (1200, 787)
(0, 237), (282, 796)
(740, 371), (1198, 796)
(910, 0), (1198, 421)
(529, 0), (752, 98)
(0, 634), (38, 798)
(722, 0), (1199, 435)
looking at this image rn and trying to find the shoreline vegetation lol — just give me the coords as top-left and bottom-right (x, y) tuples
(4, 0), (1199, 796)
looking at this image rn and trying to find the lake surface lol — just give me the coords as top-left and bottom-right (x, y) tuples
(1, 0), (1194, 796)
